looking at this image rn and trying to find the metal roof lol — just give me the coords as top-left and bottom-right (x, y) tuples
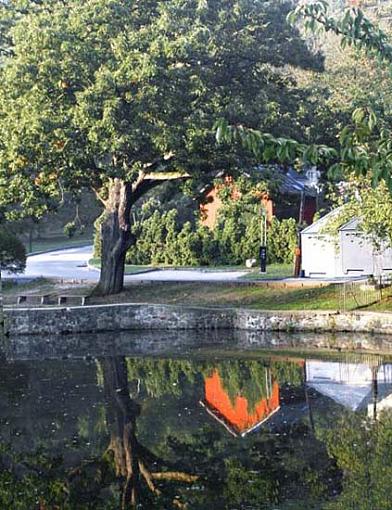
(339, 217), (361, 231)
(200, 166), (319, 198)
(301, 207), (344, 234)
(256, 166), (318, 197)
(301, 207), (366, 235)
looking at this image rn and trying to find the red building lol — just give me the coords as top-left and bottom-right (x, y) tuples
(200, 167), (318, 229)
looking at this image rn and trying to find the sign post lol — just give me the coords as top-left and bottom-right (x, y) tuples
(260, 207), (267, 274)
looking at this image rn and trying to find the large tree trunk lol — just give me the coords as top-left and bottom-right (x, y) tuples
(102, 357), (142, 508)
(95, 179), (134, 296)
(0, 270), (5, 346)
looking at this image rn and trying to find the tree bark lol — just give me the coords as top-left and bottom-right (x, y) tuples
(95, 179), (134, 296)
(0, 269), (4, 346)
(93, 170), (189, 296)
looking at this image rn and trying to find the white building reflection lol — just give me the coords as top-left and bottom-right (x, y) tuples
(306, 359), (392, 419)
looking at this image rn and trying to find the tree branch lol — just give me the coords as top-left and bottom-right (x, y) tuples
(91, 186), (108, 207)
(139, 461), (162, 496)
(130, 172), (190, 207)
(151, 471), (199, 483)
(143, 171), (191, 181)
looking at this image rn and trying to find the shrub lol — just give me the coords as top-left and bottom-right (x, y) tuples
(63, 221), (77, 238)
(0, 227), (26, 273)
(267, 217), (297, 264)
(94, 193), (298, 267)
(93, 214), (104, 258)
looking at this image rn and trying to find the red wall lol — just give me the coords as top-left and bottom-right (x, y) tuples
(204, 370), (280, 434)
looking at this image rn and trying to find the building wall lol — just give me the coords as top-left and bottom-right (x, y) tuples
(200, 181), (273, 229)
(340, 231), (375, 275)
(302, 229), (392, 278)
(200, 186), (224, 229)
(301, 233), (341, 277)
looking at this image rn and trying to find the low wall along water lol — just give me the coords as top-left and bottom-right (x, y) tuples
(5, 303), (392, 336)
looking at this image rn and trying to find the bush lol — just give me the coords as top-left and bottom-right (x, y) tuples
(63, 221), (77, 238)
(93, 214), (104, 258)
(0, 227), (26, 273)
(267, 217), (297, 264)
(123, 208), (297, 267)
(94, 187), (298, 267)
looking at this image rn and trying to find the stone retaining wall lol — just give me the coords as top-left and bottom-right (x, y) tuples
(4, 303), (392, 336)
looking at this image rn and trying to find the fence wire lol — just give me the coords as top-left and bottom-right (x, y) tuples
(338, 276), (392, 312)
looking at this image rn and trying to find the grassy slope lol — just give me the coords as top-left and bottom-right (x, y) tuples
(5, 277), (392, 313)
(26, 235), (92, 254)
(91, 282), (343, 310)
(365, 287), (392, 311)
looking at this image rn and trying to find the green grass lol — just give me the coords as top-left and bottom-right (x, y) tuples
(240, 263), (293, 280)
(25, 234), (92, 254)
(89, 258), (253, 274)
(2, 278), (58, 304)
(91, 281), (344, 310)
(364, 286), (392, 311)
(88, 258), (158, 274)
(90, 258), (292, 277)
(5, 273), (392, 313)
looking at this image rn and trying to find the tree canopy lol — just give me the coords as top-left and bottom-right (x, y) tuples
(217, 2), (392, 189)
(0, 0), (323, 293)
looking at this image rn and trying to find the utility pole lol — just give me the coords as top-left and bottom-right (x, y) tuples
(260, 206), (267, 273)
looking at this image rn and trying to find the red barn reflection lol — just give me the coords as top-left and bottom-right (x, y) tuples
(201, 369), (280, 437)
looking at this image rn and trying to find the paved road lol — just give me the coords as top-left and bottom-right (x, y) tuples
(5, 245), (248, 282)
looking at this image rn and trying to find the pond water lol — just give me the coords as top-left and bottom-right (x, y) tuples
(1, 330), (392, 510)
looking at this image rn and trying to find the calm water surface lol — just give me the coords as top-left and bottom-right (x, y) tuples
(1, 330), (392, 509)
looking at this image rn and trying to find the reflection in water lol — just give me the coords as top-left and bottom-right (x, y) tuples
(201, 368), (280, 437)
(101, 357), (198, 509)
(1, 338), (392, 509)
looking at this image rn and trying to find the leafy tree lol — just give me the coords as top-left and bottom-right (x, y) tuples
(0, 0), (322, 295)
(217, 2), (392, 194)
(324, 176), (392, 249)
(321, 411), (392, 510)
(0, 226), (26, 273)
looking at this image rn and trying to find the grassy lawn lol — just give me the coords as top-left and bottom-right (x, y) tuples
(89, 258), (292, 277)
(240, 263), (293, 280)
(5, 275), (392, 313)
(3, 277), (340, 309)
(90, 281), (343, 310)
(2, 278), (59, 303)
(88, 258), (159, 274)
(25, 234), (92, 254)
(364, 286), (392, 311)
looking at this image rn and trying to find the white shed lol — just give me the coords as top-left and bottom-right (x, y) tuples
(301, 209), (392, 278)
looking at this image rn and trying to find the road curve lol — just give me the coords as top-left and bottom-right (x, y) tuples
(6, 245), (248, 282)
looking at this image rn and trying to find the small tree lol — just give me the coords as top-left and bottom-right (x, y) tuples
(0, 227), (26, 274)
(0, 227), (26, 341)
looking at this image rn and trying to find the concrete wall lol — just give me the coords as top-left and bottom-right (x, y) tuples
(5, 303), (392, 336)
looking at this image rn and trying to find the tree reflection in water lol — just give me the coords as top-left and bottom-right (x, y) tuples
(100, 357), (198, 509)
(1, 353), (392, 509)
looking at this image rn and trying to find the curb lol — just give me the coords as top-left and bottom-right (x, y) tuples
(87, 260), (160, 276)
(27, 243), (93, 257)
